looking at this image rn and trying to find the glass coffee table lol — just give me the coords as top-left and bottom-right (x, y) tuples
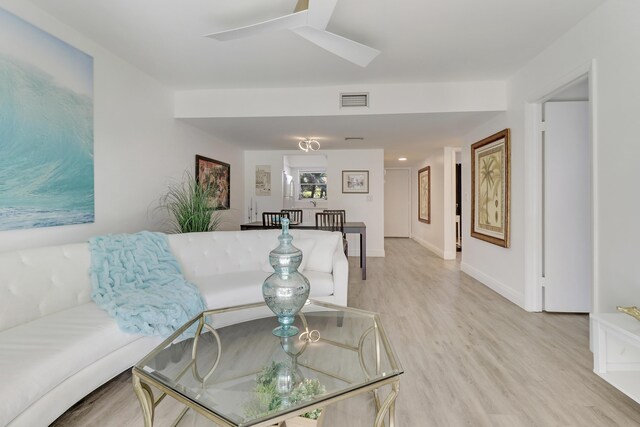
(132, 300), (403, 427)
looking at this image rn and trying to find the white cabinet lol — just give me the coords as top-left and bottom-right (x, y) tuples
(591, 313), (640, 403)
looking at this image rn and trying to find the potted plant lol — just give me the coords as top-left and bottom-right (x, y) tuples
(159, 172), (223, 233)
(246, 362), (326, 427)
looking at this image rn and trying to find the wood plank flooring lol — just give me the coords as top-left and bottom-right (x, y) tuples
(52, 238), (640, 426)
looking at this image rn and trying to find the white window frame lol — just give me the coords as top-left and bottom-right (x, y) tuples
(298, 169), (327, 200)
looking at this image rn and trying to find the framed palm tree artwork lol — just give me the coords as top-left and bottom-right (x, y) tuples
(418, 166), (430, 224)
(471, 129), (511, 247)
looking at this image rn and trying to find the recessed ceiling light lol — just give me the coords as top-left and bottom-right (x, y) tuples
(398, 157), (407, 161)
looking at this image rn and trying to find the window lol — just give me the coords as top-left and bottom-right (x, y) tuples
(299, 171), (327, 199)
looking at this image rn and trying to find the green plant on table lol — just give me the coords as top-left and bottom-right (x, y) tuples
(245, 362), (325, 420)
(290, 378), (325, 420)
(159, 172), (223, 233)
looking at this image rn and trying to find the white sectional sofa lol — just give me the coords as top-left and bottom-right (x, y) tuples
(0, 229), (348, 427)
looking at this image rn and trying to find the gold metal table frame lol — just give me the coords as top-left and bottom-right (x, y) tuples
(132, 300), (402, 427)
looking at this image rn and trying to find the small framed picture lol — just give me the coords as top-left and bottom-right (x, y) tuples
(195, 155), (230, 210)
(418, 166), (430, 224)
(342, 170), (369, 193)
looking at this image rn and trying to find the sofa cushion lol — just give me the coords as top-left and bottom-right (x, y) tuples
(194, 271), (269, 309)
(0, 302), (147, 427)
(297, 231), (342, 273)
(261, 238), (317, 274)
(193, 270), (335, 310)
(0, 243), (92, 331)
(301, 271), (335, 297)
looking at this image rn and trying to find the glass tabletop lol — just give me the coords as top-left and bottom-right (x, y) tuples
(134, 300), (403, 427)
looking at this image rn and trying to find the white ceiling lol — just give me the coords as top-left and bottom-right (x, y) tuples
(26, 0), (604, 165)
(183, 111), (502, 167)
(29, 0), (605, 90)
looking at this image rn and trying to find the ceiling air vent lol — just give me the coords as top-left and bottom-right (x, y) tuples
(340, 92), (369, 108)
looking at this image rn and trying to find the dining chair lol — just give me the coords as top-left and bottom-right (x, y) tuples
(281, 209), (303, 224)
(323, 209), (346, 221)
(262, 212), (290, 229)
(315, 212), (348, 256)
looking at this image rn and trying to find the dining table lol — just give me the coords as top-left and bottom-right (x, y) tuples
(239, 221), (367, 280)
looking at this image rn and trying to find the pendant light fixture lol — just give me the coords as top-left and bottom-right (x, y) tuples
(298, 138), (320, 152)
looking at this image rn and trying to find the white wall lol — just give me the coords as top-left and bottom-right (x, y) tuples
(0, 1), (244, 252)
(411, 149), (447, 258)
(460, 0), (640, 312)
(460, 113), (525, 307)
(244, 149), (385, 257)
(175, 81), (507, 118)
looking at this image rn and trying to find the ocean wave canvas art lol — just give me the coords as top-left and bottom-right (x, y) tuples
(0, 7), (94, 231)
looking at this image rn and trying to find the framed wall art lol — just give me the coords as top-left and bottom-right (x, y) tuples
(342, 170), (369, 193)
(471, 128), (510, 247)
(255, 165), (271, 196)
(195, 155), (230, 210)
(418, 166), (430, 224)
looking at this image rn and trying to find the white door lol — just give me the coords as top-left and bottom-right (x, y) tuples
(384, 169), (410, 237)
(543, 101), (591, 312)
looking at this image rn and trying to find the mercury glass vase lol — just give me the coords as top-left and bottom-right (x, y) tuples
(262, 218), (310, 337)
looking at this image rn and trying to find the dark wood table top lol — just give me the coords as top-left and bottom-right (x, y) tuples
(240, 221), (366, 230)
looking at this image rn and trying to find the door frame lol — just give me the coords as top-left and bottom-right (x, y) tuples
(523, 59), (599, 312)
(384, 167), (412, 238)
(444, 147), (461, 259)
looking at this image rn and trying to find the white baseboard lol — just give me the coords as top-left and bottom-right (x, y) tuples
(367, 249), (385, 257)
(443, 250), (457, 260)
(346, 235), (384, 257)
(412, 236), (445, 259)
(461, 262), (525, 309)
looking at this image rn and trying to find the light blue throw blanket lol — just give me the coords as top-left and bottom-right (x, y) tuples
(89, 231), (206, 337)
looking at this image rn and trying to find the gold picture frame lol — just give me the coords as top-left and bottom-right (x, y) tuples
(471, 129), (510, 247)
(418, 166), (430, 224)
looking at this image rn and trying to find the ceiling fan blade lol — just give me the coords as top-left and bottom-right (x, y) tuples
(292, 27), (380, 67)
(205, 10), (308, 41)
(307, 0), (338, 29)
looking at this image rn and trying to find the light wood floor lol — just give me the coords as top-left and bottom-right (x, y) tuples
(52, 238), (640, 426)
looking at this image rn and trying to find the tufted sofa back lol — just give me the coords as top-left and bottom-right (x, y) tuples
(167, 229), (282, 280)
(0, 243), (92, 332)
(0, 229), (341, 332)
(166, 229), (341, 280)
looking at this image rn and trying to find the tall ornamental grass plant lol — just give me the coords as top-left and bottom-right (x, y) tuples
(160, 173), (223, 233)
